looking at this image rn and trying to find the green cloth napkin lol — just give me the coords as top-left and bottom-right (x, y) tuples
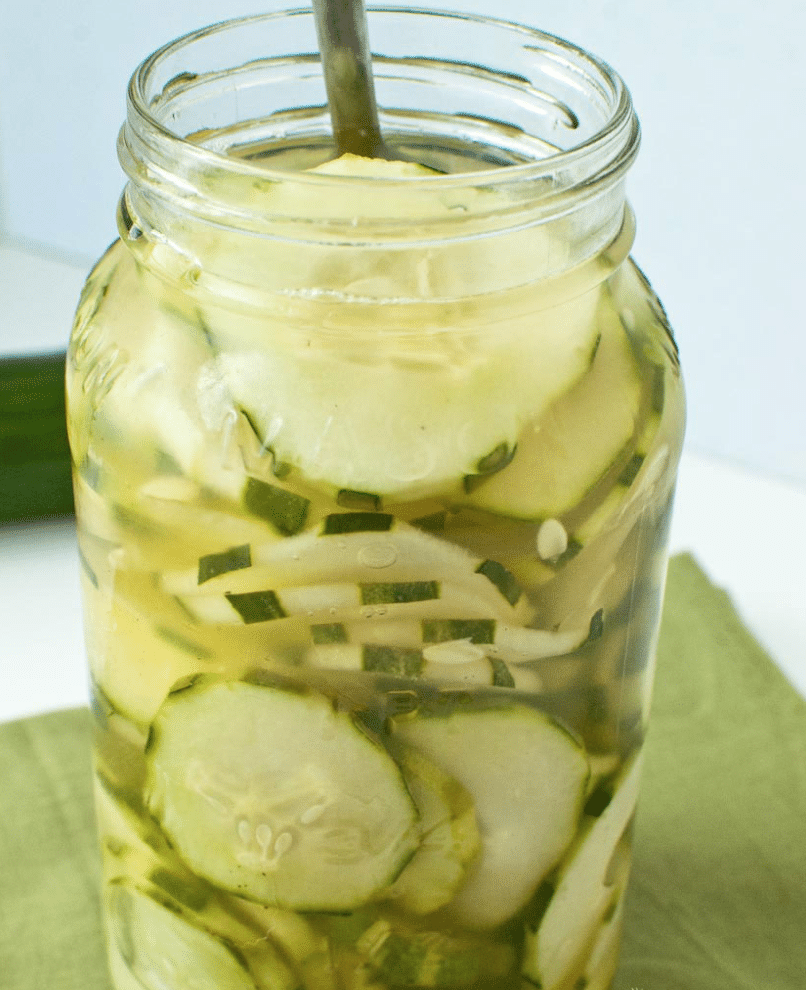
(2, 554), (804, 989)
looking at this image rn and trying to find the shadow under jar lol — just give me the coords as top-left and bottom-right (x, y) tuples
(66, 9), (685, 990)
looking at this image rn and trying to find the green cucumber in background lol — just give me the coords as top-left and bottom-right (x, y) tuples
(0, 352), (74, 524)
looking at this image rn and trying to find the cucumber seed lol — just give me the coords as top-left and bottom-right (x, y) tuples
(274, 832), (294, 857)
(255, 823), (274, 857)
(299, 803), (328, 825)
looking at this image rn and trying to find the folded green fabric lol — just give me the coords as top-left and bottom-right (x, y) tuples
(0, 707), (106, 989)
(1, 554), (804, 989)
(617, 554), (806, 989)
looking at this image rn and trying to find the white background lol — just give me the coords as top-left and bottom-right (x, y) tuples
(1, 0), (805, 484)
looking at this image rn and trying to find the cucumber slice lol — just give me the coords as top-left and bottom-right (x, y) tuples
(105, 877), (302, 990)
(146, 677), (419, 911)
(176, 579), (524, 630)
(393, 705), (588, 929)
(92, 688), (149, 793)
(573, 894), (625, 990)
(107, 938), (153, 990)
(218, 332), (598, 501)
(333, 952), (385, 990)
(306, 643), (424, 677)
(221, 896), (331, 972)
(420, 647), (530, 690)
(95, 777), (221, 928)
(211, 236), (599, 499)
(338, 917), (517, 988)
(92, 294), (248, 502)
(384, 749), (480, 914)
(522, 751), (642, 990)
(160, 517), (529, 623)
(463, 296), (642, 521)
(305, 640), (542, 693)
(107, 881), (261, 990)
(85, 479), (287, 574)
(94, 586), (227, 727)
(523, 500), (645, 639)
(350, 615), (586, 665)
(94, 774), (171, 870)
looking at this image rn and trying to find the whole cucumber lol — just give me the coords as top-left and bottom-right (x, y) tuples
(0, 352), (74, 524)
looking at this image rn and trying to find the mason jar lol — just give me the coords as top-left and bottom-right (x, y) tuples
(66, 8), (685, 990)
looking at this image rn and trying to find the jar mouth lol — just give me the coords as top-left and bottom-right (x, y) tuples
(120, 6), (638, 232)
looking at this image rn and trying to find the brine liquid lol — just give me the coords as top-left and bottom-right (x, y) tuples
(68, 150), (683, 990)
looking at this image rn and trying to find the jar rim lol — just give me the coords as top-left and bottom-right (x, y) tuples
(124, 6), (638, 199)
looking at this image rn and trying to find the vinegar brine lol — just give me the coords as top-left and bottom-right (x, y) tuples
(67, 13), (684, 990)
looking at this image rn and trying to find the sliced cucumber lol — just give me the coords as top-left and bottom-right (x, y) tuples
(103, 568), (305, 721)
(219, 332), (598, 501)
(92, 688), (149, 794)
(160, 517), (529, 623)
(333, 951), (385, 990)
(220, 896), (333, 986)
(337, 916), (517, 988)
(306, 643), (424, 678)
(383, 748), (480, 915)
(107, 881), (263, 990)
(95, 776), (222, 929)
(392, 705), (588, 929)
(176, 578), (527, 630)
(463, 295), (642, 521)
(144, 868), (320, 988)
(576, 894), (625, 990)
(107, 937), (154, 990)
(209, 208), (600, 499)
(354, 615), (585, 665)
(146, 677), (419, 911)
(524, 500), (645, 639)
(312, 153), (440, 182)
(74, 473), (124, 558)
(94, 774), (171, 870)
(94, 586), (225, 727)
(87, 481), (287, 574)
(91, 292), (248, 502)
(304, 640), (542, 693)
(522, 751), (642, 990)
(421, 649), (540, 691)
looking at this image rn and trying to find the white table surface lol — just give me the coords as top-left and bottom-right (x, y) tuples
(2, 448), (805, 725)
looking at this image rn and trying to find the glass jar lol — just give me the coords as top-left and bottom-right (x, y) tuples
(66, 9), (685, 990)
